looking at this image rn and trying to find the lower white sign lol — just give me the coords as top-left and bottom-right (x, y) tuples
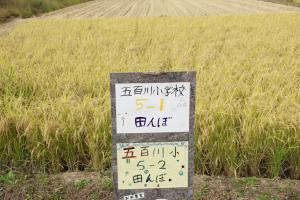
(117, 141), (189, 189)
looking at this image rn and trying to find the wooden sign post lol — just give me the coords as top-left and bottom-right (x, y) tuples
(110, 72), (196, 200)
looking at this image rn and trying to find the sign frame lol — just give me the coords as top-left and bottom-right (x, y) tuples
(110, 71), (196, 200)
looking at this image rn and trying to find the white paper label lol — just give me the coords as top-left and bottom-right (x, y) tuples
(115, 82), (190, 133)
(117, 141), (189, 189)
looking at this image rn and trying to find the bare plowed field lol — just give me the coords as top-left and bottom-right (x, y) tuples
(43, 0), (300, 18)
(1, 0), (299, 35)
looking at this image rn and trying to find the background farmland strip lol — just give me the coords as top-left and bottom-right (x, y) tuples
(42, 0), (300, 18)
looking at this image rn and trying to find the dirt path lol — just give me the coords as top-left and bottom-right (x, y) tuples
(42, 0), (300, 18)
(0, 19), (24, 36)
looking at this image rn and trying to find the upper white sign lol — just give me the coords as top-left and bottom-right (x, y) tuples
(115, 82), (190, 133)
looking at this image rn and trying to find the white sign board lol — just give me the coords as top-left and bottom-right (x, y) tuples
(115, 82), (190, 133)
(117, 141), (189, 190)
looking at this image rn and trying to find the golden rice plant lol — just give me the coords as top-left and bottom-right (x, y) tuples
(0, 13), (299, 178)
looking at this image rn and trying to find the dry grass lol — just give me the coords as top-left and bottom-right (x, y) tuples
(1, 172), (300, 200)
(0, 0), (91, 23)
(0, 13), (299, 179)
(262, 0), (300, 7)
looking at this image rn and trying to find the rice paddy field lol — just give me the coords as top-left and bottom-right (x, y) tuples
(0, 13), (300, 180)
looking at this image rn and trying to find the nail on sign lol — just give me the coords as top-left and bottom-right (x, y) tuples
(110, 72), (196, 200)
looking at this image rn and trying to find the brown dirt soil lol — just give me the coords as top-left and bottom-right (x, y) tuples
(1, 172), (300, 200)
(42, 0), (300, 18)
(1, 0), (300, 36)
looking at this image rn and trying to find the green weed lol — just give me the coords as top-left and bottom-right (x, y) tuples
(195, 184), (210, 199)
(102, 177), (113, 190)
(74, 179), (91, 190)
(0, 171), (17, 184)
